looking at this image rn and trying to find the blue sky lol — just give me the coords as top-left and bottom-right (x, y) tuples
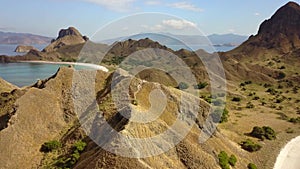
(0, 0), (298, 39)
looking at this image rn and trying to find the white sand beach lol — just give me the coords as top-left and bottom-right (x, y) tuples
(273, 136), (300, 169)
(18, 60), (109, 72)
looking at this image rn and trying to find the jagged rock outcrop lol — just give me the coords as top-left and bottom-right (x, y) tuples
(43, 27), (88, 52)
(14, 45), (38, 53)
(228, 1), (300, 57)
(0, 67), (78, 168)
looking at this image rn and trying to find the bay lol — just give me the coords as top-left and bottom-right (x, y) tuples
(0, 62), (98, 87)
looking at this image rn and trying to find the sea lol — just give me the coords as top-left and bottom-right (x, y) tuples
(0, 44), (235, 87)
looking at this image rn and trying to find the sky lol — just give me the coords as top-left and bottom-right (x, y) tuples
(0, 0), (299, 40)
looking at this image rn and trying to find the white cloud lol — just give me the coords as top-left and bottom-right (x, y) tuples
(140, 24), (164, 31)
(150, 24), (164, 31)
(228, 29), (235, 33)
(145, 0), (161, 5)
(84, 0), (136, 12)
(254, 12), (260, 16)
(162, 19), (197, 30)
(168, 2), (203, 12)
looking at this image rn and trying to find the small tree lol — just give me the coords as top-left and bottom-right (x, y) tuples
(218, 151), (230, 169)
(250, 126), (265, 140)
(240, 139), (262, 152)
(41, 140), (62, 152)
(247, 163), (257, 169)
(250, 126), (276, 140)
(73, 140), (87, 152)
(195, 82), (208, 89)
(210, 108), (229, 123)
(232, 97), (241, 102)
(228, 154), (237, 166)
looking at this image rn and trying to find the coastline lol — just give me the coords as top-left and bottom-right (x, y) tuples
(273, 135), (300, 169)
(17, 60), (109, 72)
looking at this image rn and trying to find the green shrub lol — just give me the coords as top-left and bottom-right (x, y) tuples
(264, 83), (272, 88)
(250, 126), (276, 140)
(41, 140), (62, 152)
(245, 81), (252, 85)
(247, 163), (257, 169)
(73, 140), (87, 152)
(263, 126), (276, 140)
(289, 117), (300, 123)
(240, 139), (262, 152)
(178, 82), (189, 90)
(218, 151), (230, 169)
(277, 72), (286, 79)
(253, 96), (260, 100)
(266, 88), (277, 95)
(218, 151), (237, 169)
(246, 102), (255, 108)
(55, 140), (87, 168)
(210, 108), (229, 123)
(132, 99), (138, 105)
(195, 82), (208, 89)
(228, 154), (237, 166)
(232, 97), (241, 102)
(204, 97), (212, 103)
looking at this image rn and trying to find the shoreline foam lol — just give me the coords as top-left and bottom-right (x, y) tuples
(17, 60), (109, 72)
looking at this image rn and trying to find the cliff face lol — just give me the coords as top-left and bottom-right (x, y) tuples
(43, 27), (88, 52)
(0, 67), (249, 169)
(229, 1), (300, 56)
(0, 67), (76, 169)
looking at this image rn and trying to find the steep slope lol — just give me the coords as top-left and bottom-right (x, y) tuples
(0, 67), (109, 169)
(226, 1), (300, 58)
(0, 77), (17, 92)
(220, 1), (300, 83)
(43, 27), (88, 52)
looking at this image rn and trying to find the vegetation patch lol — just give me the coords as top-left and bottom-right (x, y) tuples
(55, 140), (87, 168)
(232, 97), (241, 102)
(194, 82), (208, 89)
(218, 151), (237, 169)
(210, 108), (229, 123)
(249, 126), (276, 140)
(240, 139), (262, 152)
(41, 140), (62, 153)
(289, 117), (300, 124)
(247, 163), (257, 169)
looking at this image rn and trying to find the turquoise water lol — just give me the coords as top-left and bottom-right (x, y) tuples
(0, 44), (234, 88)
(0, 62), (95, 87)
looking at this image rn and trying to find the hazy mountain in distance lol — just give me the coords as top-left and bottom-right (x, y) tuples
(0, 31), (52, 45)
(101, 33), (248, 46)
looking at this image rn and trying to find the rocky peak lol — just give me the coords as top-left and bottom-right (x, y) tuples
(57, 27), (83, 40)
(43, 27), (88, 52)
(258, 1), (300, 36)
(231, 1), (300, 55)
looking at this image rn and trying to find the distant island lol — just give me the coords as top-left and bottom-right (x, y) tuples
(0, 31), (52, 45)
